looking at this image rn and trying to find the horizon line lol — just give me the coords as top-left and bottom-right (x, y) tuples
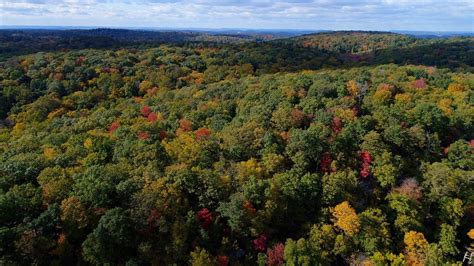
(1, 25), (473, 34)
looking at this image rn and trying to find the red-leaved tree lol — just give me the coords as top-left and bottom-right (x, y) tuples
(140, 106), (152, 117)
(267, 243), (285, 266)
(243, 200), (257, 214)
(359, 150), (372, 178)
(331, 117), (343, 135)
(413, 79), (426, 89)
(147, 112), (158, 123)
(320, 152), (333, 173)
(195, 128), (211, 141)
(217, 255), (229, 266)
(146, 208), (160, 229)
(197, 208), (213, 229)
(138, 131), (150, 140)
(179, 119), (193, 132)
(252, 234), (268, 252)
(109, 121), (120, 134)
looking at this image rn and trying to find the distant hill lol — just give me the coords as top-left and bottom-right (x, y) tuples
(0, 29), (191, 55)
(285, 31), (421, 54)
(0, 28), (286, 58)
(2, 29), (473, 61)
(392, 30), (474, 38)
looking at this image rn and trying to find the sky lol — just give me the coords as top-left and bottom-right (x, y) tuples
(1, 0), (473, 32)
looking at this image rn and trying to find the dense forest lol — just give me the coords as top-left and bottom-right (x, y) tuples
(0, 30), (473, 265)
(0, 29), (294, 59)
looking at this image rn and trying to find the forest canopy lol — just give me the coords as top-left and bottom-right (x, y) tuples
(0, 30), (473, 265)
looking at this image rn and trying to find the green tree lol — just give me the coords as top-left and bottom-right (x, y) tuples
(82, 208), (135, 264)
(285, 123), (330, 170)
(357, 208), (391, 254)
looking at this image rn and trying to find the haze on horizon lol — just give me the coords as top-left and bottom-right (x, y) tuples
(1, 0), (473, 32)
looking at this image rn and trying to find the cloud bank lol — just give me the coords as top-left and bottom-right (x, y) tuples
(1, 0), (473, 31)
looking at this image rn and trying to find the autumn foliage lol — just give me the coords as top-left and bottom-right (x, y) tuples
(179, 118), (193, 132)
(243, 200), (257, 214)
(140, 105), (152, 117)
(147, 112), (158, 123)
(1, 32), (472, 265)
(290, 108), (307, 128)
(320, 152), (333, 173)
(266, 243), (285, 266)
(393, 178), (422, 201)
(331, 116), (343, 134)
(197, 208), (214, 229)
(252, 234), (268, 252)
(359, 150), (372, 178)
(194, 128), (211, 141)
(146, 208), (160, 228)
(109, 121), (120, 134)
(331, 201), (360, 236)
(217, 255), (230, 266)
(138, 131), (150, 140)
(413, 78), (426, 89)
(347, 80), (360, 97)
(404, 231), (429, 265)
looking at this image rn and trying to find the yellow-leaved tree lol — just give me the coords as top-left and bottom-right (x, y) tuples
(347, 80), (360, 97)
(403, 231), (429, 266)
(331, 201), (360, 236)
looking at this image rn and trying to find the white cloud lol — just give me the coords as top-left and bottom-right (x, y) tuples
(0, 0), (473, 31)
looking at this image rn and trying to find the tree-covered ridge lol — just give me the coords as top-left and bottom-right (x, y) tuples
(287, 32), (474, 70)
(289, 31), (473, 54)
(290, 31), (422, 53)
(0, 41), (473, 266)
(1, 33), (473, 119)
(0, 29), (288, 59)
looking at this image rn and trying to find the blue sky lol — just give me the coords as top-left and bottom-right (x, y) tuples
(1, 0), (473, 31)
